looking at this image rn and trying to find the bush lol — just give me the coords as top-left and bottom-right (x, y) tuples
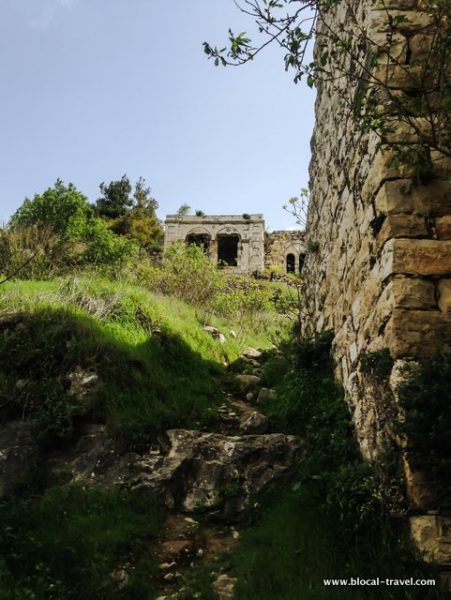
(143, 243), (224, 309)
(5, 180), (137, 278)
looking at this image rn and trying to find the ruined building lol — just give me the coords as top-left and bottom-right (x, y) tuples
(164, 214), (306, 275)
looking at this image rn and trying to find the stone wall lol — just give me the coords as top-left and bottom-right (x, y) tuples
(265, 231), (307, 274)
(303, 0), (451, 580)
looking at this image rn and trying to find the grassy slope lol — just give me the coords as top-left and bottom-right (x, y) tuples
(0, 276), (283, 600)
(0, 277), (278, 445)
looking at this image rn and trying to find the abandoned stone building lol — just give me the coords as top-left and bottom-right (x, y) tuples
(163, 214), (306, 275)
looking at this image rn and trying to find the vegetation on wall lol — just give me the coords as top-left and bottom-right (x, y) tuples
(397, 355), (451, 501)
(204, 0), (451, 167)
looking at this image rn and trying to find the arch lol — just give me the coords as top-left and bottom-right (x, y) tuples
(217, 233), (240, 267)
(185, 230), (211, 254)
(286, 253), (295, 273)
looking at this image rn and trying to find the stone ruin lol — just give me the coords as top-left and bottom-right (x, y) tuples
(164, 214), (306, 275)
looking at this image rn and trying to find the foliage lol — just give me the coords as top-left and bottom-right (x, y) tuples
(0, 278), (227, 445)
(7, 180), (136, 276)
(231, 484), (441, 600)
(0, 485), (162, 600)
(360, 348), (394, 380)
(396, 355), (451, 498)
(144, 243), (224, 309)
(95, 176), (163, 252)
(176, 203), (191, 217)
(94, 174), (133, 219)
(204, 0), (451, 165)
(226, 332), (442, 599)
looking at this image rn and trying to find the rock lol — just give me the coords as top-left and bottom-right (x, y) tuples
(213, 573), (237, 600)
(203, 325), (226, 344)
(256, 388), (277, 405)
(66, 367), (99, 400)
(0, 421), (40, 497)
(111, 568), (129, 588)
(160, 539), (194, 560)
(133, 429), (301, 512)
(245, 392), (254, 403)
(229, 330), (237, 339)
(235, 374), (260, 394)
(240, 411), (269, 435)
(242, 347), (262, 360)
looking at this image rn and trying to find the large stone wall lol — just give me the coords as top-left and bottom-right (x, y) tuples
(303, 0), (451, 579)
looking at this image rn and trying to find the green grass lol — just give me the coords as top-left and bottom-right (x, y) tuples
(231, 485), (442, 600)
(0, 485), (162, 600)
(0, 276), (280, 445)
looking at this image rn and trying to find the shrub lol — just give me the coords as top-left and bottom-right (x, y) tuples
(6, 180), (137, 278)
(143, 243), (224, 309)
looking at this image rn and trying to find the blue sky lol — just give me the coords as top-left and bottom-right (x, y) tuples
(0, 0), (315, 230)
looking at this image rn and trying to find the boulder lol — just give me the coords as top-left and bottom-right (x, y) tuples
(132, 430), (301, 512)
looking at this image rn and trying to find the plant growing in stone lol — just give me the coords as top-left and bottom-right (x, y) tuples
(204, 0), (451, 166)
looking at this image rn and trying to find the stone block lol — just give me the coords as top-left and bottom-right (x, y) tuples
(377, 214), (428, 243)
(410, 515), (451, 566)
(375, 179), (451, 217)
(436, 216), (451, 240)
(438, 279), (451, 312)
(391, 277), (436, 309)
(385, 308), (451, 357)
(392, 239), (451, 276)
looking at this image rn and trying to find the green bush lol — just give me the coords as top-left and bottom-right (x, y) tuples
(5, 180), (137, 278)
(143, 243), (223, 309)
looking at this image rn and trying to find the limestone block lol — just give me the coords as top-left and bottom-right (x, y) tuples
(385, 308), (451, 357)
(410, 516), (451, 566)
(409, 32), (436, 62)
(391, 277), (436, 310)
(436, 216), (451, 240)
(375, 180), (416, 214)
(392, 239), (451, 276)
(438, 279), (451, 312)
(377, 214), (428, 244)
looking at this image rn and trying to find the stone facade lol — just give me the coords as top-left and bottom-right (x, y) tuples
(164, 215), (305, 275)
(265, 230), (307, 275)
(303, 0), (451, 579)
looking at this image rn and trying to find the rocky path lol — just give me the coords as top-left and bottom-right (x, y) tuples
(151, 347), (300, 599)
(0, 346), (300, 599)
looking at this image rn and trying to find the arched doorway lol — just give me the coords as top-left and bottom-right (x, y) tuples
(218, 234), (240, 267)
(286, 253), (295, 273)
(186, 233), (211, 254)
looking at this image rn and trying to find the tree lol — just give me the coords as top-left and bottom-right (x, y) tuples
(95, 176), (164, 252)
(204, 0), (450, 162)
(94, 175), (133, 219)
(176, 204), (192, 217)
(9, 179), (136, 274)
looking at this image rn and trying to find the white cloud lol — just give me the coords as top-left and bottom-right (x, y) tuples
(27, 0), (78, 30)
